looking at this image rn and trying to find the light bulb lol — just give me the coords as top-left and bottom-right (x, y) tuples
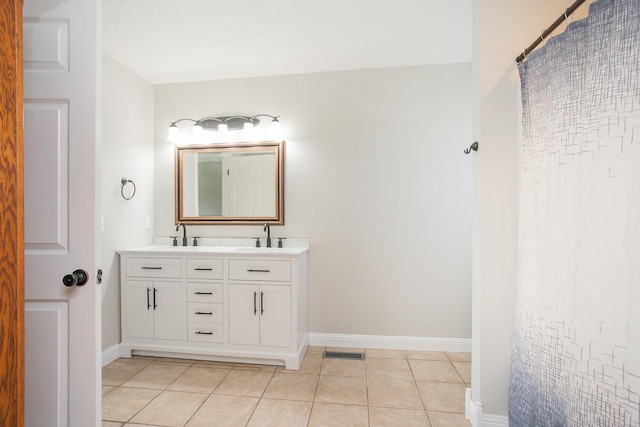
(268, 117), (281, 139)
(192, 123), (203, 140)
(242, 121), (255, 139)
(167, 123), (180, 142)
(218, 123), (228, 132)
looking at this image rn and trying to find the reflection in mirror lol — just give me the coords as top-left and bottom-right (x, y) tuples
(176, 141), (284, 225)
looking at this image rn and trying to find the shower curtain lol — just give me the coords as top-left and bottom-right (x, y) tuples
(509, 0), (640, 425)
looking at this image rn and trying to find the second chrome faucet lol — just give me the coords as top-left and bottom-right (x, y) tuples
(263, 223), (271, 248)
(176, 222), (187, 246)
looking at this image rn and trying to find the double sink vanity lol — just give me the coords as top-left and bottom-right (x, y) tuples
(118, 140), (308, 369)
(117, 239), (309, 369)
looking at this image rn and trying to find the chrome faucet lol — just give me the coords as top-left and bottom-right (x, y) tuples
(176, 223), (187, 246)
(263, 223), (271, 248)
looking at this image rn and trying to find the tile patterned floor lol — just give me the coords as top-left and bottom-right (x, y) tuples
(102, 347), (471, 427)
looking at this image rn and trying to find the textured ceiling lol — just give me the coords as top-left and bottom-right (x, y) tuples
(102, 0), (472, 84)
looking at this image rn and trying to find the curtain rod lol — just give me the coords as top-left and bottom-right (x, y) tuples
(515, 0), (588, 63)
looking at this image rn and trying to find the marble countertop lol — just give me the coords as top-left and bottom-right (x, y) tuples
(117, 238), (309, 256)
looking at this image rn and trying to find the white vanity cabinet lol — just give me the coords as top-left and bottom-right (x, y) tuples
(228, 259), (293, 347)
(122, 257), (183, 341)
(118, 245), (308, 369)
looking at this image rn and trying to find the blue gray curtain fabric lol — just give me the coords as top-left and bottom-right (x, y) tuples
(510, 0), (640, 425)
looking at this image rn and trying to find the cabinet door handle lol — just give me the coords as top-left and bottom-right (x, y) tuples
(153, 287), (158, 309)
(194, 268), (213, 271)
(146, 287), (151, 309)
(253, 292), (257, 315)
(195, 311), (213, 315)
(260, 291), (264, 315)
(194, 291), (213, 295)
(247, 269), (270, 273)
(195, 331), (214, 335)
(141, 266), (162, 270)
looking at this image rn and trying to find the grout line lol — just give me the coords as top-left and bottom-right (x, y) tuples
(306, 355), (323, 427)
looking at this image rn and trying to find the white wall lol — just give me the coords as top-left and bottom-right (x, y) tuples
(471, 0), (578, 419)
(101, 54), (155, 350)
(154, 64), (473, 338)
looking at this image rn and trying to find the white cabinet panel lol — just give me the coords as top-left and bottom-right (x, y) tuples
(186, 258), (223, 280)
(124, 280), (154, 339)
(259, 285), (292, 347)
(229, 284), (291, 348)
(125, 257), (181, 278)
(124, 280), (181, 341)
(187, 282), (223, 303)
(188, 323), (224, 343)
(187, 303), (223, 323)
(229, 284), (261, 346)
(228, 259), (291, 282)
(152, 281), (182, 340)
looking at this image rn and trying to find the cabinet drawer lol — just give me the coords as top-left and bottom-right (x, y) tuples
(187, 283), (223, 303)
(186, 258), (223, 280)
(187, 303), (223, 323)
(228, 259), (291, 282)
(188, 323), (224, 343)
(125, 257), (181, 278)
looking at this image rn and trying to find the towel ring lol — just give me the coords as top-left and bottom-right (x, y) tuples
(120, 177), (136, 200)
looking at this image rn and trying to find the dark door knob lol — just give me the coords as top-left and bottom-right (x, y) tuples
(62, 269), (88, 287)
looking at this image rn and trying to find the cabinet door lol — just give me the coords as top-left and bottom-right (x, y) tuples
(153, 281), (182, 340)
(259, 285), (291, 347)
(228, 284), (260, 345)
(124, 280), (154, 339)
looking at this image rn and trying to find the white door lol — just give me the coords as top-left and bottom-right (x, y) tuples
(227, 153), (276, 216)
(23, 0), (100, 425)
(124, 281), (155, 339)
(229, 284), (260, 345)
(259, 285), (291, 347)
(153, 281), (182, 340)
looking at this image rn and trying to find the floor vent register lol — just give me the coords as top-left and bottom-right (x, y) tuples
(322, 351), (365, 360)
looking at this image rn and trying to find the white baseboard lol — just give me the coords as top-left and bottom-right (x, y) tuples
(103, 332), (472, 365)
(466, 388), (482, 426)
(465, 387), (508, 427)
(308, 332), (471, 352)
(102, 343), (120, 367)
(483, 414), (509, 427)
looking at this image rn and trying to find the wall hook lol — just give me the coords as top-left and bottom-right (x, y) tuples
(120, 177), (136, 200)
(464, 141), (479, 154)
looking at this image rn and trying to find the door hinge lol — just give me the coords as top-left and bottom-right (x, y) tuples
(96, 269), (103, 284)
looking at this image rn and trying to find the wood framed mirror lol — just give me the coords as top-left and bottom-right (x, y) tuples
(175, 141), (284, 225)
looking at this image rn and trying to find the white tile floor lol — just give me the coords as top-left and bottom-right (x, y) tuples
(102, 347), (471, 427)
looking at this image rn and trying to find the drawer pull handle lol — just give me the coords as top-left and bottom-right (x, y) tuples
(195, 311), (213, 315)
(247, 269), (271, 273)
(146, 287), (151, 309)
(261, 291), (264, 315)
(253, 292), (257, 315)
(195, 331), (214, 335)
(194, 291), (213, 295)
(141, 266), (162, 270)
(194, 268), (213, 271)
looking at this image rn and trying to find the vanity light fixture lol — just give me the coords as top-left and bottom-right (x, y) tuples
(166, 114), (281, 143)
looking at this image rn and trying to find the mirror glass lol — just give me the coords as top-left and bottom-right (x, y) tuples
(175, 141), (284, 224)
